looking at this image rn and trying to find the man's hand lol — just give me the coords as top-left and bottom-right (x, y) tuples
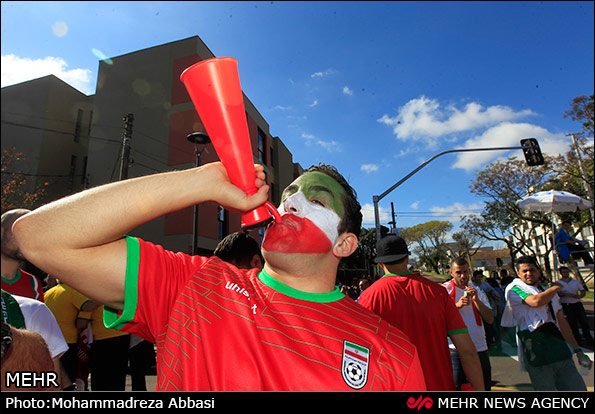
(575, 349), (592, 370)
(457, 289), (473, 308)
(201, 162), (269, 212)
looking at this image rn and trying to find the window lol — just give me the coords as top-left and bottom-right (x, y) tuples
(74, 108), (83, 142)
(69, 155), (77, 192)
(81, 156), (88, 186)
(217, 206), (226, 240)
(87, 110), (93, 137)
(257, 128), (266, 164)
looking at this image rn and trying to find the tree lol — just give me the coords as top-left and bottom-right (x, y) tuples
(1, 149), (48, 212)
(401, 221), (452, 274)
(451, 230), (483, 262)
(462, 156), (556, 274)
(564, 94), (594, 136)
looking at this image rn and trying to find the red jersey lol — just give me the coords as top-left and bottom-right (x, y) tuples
(358, 272), (467, 391)
(1, 268), (44, 301)
(104, 237), (426, 391)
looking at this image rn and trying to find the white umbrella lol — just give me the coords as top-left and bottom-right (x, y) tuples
(517, 190), (593, 272)
(517, 190), (593, 213)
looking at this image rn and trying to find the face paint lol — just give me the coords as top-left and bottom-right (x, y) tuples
(262, 176), (344, 254)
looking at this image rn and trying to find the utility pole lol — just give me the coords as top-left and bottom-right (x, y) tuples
(387, 202), (398, 234)
(568, 133), (594, 223)
(119, 113), (134, 180)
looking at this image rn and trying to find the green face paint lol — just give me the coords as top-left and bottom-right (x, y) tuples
(281, 172), (346, 218)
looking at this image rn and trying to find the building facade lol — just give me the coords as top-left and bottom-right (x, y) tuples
(2, 75), (93, 206)
(2, 36), (300, 255)
(510, 218), (594, 281)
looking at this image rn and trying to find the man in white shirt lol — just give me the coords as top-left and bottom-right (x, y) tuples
(501, 256), (588, 390)
(443, 257), (494, 390)
(556, 266), (593, 347)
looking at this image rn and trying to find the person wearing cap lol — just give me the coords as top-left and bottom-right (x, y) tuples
(358, 234), (485, 391)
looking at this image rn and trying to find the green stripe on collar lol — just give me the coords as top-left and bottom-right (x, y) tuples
(258, 269), (344, 303)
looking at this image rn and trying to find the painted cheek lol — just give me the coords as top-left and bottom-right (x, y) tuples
(262, 216), (333, 254)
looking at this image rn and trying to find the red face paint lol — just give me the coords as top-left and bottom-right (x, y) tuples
(262, 214), (333, 254)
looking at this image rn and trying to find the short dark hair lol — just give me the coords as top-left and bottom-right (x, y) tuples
(516, 255), (539, 269)
(303, 164), (362, 238)
(214, 232), (262, 268)
(450, 257), (469, 268)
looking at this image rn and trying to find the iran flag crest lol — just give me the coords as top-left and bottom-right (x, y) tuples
(341, 340), (370, 389)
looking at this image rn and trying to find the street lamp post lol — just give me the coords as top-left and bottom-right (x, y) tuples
(373, 142), (541, 243)
(187, 132), (211, 255)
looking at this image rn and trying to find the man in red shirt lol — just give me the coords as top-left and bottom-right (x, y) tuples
(1, 209), (44, 301)
(359, 234), (484, 391)
(14, 162), (426, 391)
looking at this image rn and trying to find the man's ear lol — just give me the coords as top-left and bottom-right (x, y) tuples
(250, 254), (263, 270)
(333, 232), (358, 258)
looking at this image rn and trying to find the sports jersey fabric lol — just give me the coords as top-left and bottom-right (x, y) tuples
(358, 272), (468, 391)
(2, 268), (44, 301)
(502, 279), (562, 333)
(44, 283), (93, 343)
(104, 237), (426, 391)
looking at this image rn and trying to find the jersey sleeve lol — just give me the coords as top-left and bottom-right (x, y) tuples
(104, 236), (209, 342)
(509, 284), (531, 304)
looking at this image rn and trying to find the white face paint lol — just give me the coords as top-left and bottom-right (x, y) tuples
(278, 192), (341, 245)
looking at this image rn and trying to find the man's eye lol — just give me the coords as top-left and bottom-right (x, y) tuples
(311, 199), (325, 207)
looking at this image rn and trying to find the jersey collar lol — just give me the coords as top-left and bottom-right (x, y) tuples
(258, 269), (344, 303)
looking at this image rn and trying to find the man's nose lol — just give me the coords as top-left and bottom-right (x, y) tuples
(282, 194), (303, 215)
(285, 201), (301, 215)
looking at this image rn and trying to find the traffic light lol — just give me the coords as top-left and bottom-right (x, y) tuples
(123, 113), (134, 138)
(520, 138), (544, 166)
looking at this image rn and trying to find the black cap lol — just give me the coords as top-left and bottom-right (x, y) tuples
(374, 235), (410, 263)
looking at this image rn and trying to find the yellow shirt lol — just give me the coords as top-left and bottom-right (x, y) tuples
(44, 283), (128, 342)
(44, 283), (91, 343)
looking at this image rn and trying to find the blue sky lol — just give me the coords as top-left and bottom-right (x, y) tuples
(2, 1), (594, 246)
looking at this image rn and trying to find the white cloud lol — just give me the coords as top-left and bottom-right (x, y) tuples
(316, 139), (341, 152)
(361, 203), (389, 225)
(1, 54), (93, 95)
(308, 99), (319, 107)
(410, 201), (420, 209)
(429, 202), (484, 222)
(274, 104), (292, 111)
(300, 132), (342, 152)
(361, 164), (379, 173)
(378, 96), (535, 148)
(343, 86), (353, 96)
(452, 122), (569, 171)
(311, 68), (335, 78)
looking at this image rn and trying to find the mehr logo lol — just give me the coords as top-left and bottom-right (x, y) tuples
(341, 340), (369, 389)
